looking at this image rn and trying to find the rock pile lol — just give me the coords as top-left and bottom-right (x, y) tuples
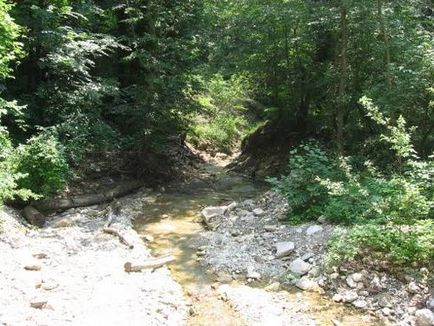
(195, 190), (434, 326)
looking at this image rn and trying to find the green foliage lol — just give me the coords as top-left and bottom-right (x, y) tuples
(270, 108), (433, 265)
(0, 131), (34, 205)
(327, 221), (434, 266)
(13, 134), (69, 197)
(267, 141), (346, 221)
(188, 73), (257, 154)
(0, 0), (22, 78)
(190, 114), (248, 154)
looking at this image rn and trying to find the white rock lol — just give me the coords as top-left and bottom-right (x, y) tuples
(408, 281), (421, 294)
(289, 258), (312, 276)
(332, 294), (343, 302)
(382, 308), (392, 316)
(30, 298), (48, 309)
(264, 282), (280, 292)
(346, 275), (357, 289)
(352, 299), (368, 309)
(275, 242), (295, 258)
(306, 225), (323, 236)
(415, 309), (434, 326)
(351, 272), (364, 283)
(301, 253), (315, 262)
(253, 208), (265, 216)
(295, 277), (319, 292)
(426, 298), (434, 310)
(264, 225), (278, 232)
(247, 267), (261, 280)
(226, 202), (238, 211)
(342, 291), (359, 303)
(201, 206), (227, 220)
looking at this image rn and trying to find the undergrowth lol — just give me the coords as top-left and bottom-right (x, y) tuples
(269, 98), (434, 267)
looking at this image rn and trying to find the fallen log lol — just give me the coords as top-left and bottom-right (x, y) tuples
(103, 227), (134, 249)
(23, 206), (45, 227)
(124, 255), (176, 273)
(33, 181), (142, 213)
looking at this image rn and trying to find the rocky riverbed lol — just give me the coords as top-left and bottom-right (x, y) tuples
(0, 203), (188, 326)
(1, 162), (433, 326)
(192, 191), (434, 326)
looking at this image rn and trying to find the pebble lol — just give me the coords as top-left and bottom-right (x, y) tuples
(351, 273), (363, 283)
(332, 294), (343, 302)
(382, 308), (392, 316)
(346, 275), (357, 289)
(295, 277), (319, 292)
(377, 293), (393, 308)
(301, 253), (315, 262)
(408, 281), (420, 294)
(24, 265), (41, 271)
(289, 258), (312, 276)
(415, 309), (434, 326)
(317, 216), (327, 224)
(30, 299), (48, 309)
(306, 225), (323, 236)
(352, 299), (368, 309)
(274, 242), (295, 258)
(264, 282), (280, 292)
(426, 298), (434, 310)
(246, 269), (261, 280)
(342, 291), (359, 303)
(264, 225), (278, 232)
(253, 208), (265, 216)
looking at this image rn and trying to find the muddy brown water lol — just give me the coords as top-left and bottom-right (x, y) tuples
(133, 164), (379, 326)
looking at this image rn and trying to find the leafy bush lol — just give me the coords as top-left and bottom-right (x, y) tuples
(327, 221), (434, 266)
(0, 131), (34, 205)
(267, 141), (346, 222)
(269, 105), (433, 265)
(189, 114), (248, 154)
(188, 73), (258, 154)
(13, 134), (69, 197)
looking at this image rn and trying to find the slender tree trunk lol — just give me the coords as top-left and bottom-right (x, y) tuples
(377, 0), (392, 88)
(284, 24), (292, 118)
(336, 7), (348, 154)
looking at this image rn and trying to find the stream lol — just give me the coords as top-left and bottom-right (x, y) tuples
(133, 163), (378, 326)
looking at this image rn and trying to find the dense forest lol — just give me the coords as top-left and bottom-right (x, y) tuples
(0, 0), (433, 269)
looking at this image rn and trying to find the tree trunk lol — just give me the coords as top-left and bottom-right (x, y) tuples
(377, 0), (392, 88)
(336, 7), (348, 154)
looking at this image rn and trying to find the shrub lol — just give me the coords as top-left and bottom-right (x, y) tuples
(189, 114), (247, 154)
(267, 141), (346, 221)
(326, 221), (434, 266)
(13, 134), (69, 197)
(188, 73), (258, 154)
(0, 131), (34, 205)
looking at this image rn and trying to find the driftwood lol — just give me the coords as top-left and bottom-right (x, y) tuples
(103, 227), (134, 249)
(102, 208), (134, 249)
(23, 206), (45, 227)
(33, 181), (142, 212)
(124, 255), (176, 273)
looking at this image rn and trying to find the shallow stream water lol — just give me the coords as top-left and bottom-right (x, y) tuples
(133, 164), (378, 326)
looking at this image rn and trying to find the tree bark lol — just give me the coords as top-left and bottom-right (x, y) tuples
(336, 7), (348, 154)
(124, 255), (176, 273)
(33, 181), (142, 212)
(23, 206), (45, 227)
(377, 0), (392, 88)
